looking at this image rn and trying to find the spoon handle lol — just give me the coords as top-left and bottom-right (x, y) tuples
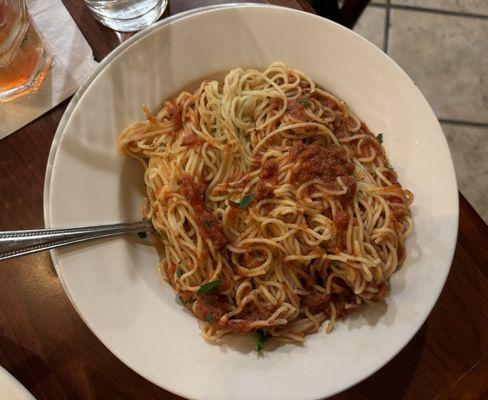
(0, 221), (154, 261)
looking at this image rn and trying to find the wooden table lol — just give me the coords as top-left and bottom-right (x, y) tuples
(0, 1), (487, 399)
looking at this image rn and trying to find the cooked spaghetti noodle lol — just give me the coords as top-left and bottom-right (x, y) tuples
(118, 63), (413, 345)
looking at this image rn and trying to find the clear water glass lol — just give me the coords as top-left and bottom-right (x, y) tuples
(83, 0), (168, 32)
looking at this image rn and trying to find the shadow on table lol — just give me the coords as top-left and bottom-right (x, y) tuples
(331, 321), (428, 399)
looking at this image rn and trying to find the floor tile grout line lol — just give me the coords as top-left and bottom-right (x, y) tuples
(439, 118), (488, 128)
(369, 2), (488, 20)
(391, 4), (488, 19)
(361, 4), (488, 129)
(382, 0), (391, 53)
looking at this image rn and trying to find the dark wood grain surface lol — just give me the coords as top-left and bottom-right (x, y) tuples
(0, 1), (487, 399)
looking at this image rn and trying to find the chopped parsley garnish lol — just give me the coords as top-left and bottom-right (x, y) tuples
(178, 295), (195, 305)
(233, 193), (254, 209)
(253, 329), (271, 353)
(197, 279), (221, 297)
(376, 133), (383, 144)
(155, 230), (164, 241)
(297, 98), (311, 105)
(176, 268), (184, 279)
(137, 231), (147, 239)
(329, 259), (339, 266)
(204, 314), (215, 323)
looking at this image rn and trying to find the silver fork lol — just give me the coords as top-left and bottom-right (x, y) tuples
(0, 221), (154, 261)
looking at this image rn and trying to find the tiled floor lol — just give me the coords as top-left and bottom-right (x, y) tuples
(354, 0), (488, 223)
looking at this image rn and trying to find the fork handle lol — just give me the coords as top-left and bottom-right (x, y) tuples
(0, 221), (154, 261)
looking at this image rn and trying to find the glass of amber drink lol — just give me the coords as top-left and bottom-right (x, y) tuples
(0, 0), (52, 103)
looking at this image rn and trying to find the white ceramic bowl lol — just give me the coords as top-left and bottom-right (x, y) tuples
(0, 366), (35, 400)
(44, 4), (458, 400)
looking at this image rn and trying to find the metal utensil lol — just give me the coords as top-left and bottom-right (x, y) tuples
(0, 221), (154, 261)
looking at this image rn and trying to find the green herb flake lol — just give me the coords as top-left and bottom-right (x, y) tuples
(329, 259), (339, 267)
(253, 329), (271, 353)
(179, 294), (195, 306)
(155, 230), (164, 241)
(234, 193), (254, 209)
(197, 279), (221, 297)
(176, 268), (184, 279)
(297, 98), (311, 105)
(376, 133), (384, 144)
(204, 314), (215, 323)
(137, 231), (147, 239)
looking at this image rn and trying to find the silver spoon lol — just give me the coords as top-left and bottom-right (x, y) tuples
(0, 221), (154, 261)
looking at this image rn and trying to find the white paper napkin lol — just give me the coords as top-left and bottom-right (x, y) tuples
(0, 0), (98, 140)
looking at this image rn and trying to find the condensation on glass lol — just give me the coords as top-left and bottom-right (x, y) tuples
(0, 0), (52, 103)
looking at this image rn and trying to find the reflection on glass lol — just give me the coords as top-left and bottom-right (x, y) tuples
(0, 0), (52, 103)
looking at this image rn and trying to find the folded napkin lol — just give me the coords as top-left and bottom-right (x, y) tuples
(0, 0), (98, 140)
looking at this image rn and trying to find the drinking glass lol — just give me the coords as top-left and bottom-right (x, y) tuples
(84, 0), (168, 32)
(0, 0), (52, 103)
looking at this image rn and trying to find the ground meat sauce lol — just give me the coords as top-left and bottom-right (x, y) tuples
(178, 175), (227, 249)
(315, 94), (341, 111)
(270, 97), (282, 111)
(219, 268), (233, 291)
(224, 304), (273, 333)
(219, 172), (250, 191)
(226, 206), (240, 228)
(194, 295), (232, 322)
(288, 142), (356, 253)
(168, 102), (183, 129)
(256, 160), (278, 200)
(389, 196), (409, 219)
(225, 320), (254, 333)
(242, 251), (265, 269)
(298, 80), (310, 91)
(397, 243), (405, 263)
(328, 230), (348, 253)
(383, 169), (399, 185)
(329, 209), (350, 252)
(353, 123), (387, 161)
(166, 263), (177, 287)
(331, 295), (355, 318)
(289, 142), (355, 190)
(180, 290), (194, 304)
(370, 282), (390, 301)
(303, 291), (331, 314)
(287, 98), (313, 121)
(181, 132), (204, 147)
(391, 204), (409, 219)
(331, 121), (350, 139)
(318, 263), (329, 287)
(338, 175), (356, 206)
(199, 210), (227, 248)
(334, 210), (350, 231)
